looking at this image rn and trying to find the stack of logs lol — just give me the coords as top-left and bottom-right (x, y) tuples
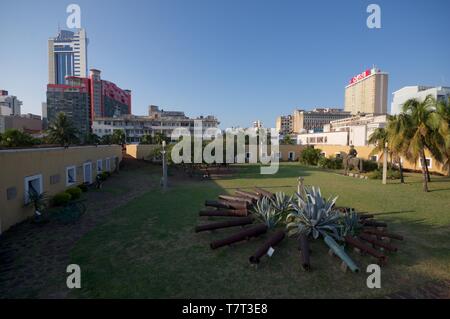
(196, 187), (287, 264)
(338, 207), (404, 267)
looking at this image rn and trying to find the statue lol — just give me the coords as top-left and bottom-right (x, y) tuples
(341, 147), (363, 175)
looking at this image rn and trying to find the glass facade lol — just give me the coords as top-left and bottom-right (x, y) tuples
(55, 52), (74, 84)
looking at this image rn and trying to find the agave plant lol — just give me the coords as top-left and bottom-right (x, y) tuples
(339, 209), (362, 239)
(252, 196), (283, 229)
(286, 186), (342, 240)
(269, 192), (293, 218)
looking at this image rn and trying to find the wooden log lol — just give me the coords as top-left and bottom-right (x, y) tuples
(195, 217), (253, 233)
(361, 220), (388, 228)
(344, 235), (387, 265)
(218, 195), (253, 205)
(254, 187), (274, 198)
(249, 230), (285, 264)
(363, 228), (404, 241)
(235, 190), (260, 201)
(359, 233), (398, 252)
(205, 200), (247, 210)
(210, 224), (268, 249)
(199, 209), (248, 217)
(298, 234), (311, 271)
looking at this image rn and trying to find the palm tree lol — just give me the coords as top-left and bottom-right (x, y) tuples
(385, 114), (411, 183)
(47, 113), (78, 146)
(435, 98), (450, 176)
(368, 128), (391, 173)
(401, 95), (445, 192)
(112, 129), (126, 145)
(153, 132), (167, 145)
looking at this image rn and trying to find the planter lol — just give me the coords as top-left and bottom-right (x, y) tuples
(210, 224), (268, 249)
(195, 217), (253, 233)
(249, 230), (285, 264)
(199, 209), (248, 217)
(298, 234), (311, 271)
(324, 235), (360, 273)
(344, 235), (387, 265)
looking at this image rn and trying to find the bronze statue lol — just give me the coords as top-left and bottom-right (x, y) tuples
(340, 149), (363, 175)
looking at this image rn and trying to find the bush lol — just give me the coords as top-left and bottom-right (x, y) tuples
(78, 184), (88, 192)
(52, 192), (72, 206)
(299, 147), (322, 166)
(66, 187), (82, 200)
(100, 172), (109, 180)
(318, 156), (343, 170)
(363, 160), (379, 172)
(368, 169), (401, 180)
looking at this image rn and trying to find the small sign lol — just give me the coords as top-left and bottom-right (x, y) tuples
(267, 247), (275, 257)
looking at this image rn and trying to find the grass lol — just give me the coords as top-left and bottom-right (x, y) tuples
(70, 163), (450, 298)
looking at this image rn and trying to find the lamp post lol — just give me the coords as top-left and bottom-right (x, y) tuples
(161, 140), (168, 189)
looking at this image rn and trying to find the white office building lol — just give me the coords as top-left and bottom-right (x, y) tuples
(48, 29), (88, 84)
(391, 86), (450, 115)
(0, 90), (22, 116)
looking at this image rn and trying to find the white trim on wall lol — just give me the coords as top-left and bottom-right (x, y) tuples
(66, 166), (77, 186)
(24, 174), (43, 204)
(97, 159), (103, 173)
(83, 162), (93, 184)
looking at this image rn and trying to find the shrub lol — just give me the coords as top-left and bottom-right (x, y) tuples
(66, 187), (82, 200)
(368, 169), (401, 180)
(100, 172), (109, 180)
(78, 184), (88, 192)
(52, 192), (72, 206)
(363, 160), (379, 172)
(318, 156), (343, 170)
(299, 147), (322, 166)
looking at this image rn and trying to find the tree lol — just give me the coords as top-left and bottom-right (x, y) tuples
(281, 134), (295, 145)
(140, 134), (153, 144)
(153, 132), (168, 145)
(401, 95), (446, 192)
(100, 134), (112, 145)
(84, 133), (100, 145)
(0, 129), (37, 147)
(299, 146), (322, 166)
(435, 97), (450, 176)
(385, 114), (412, 183)
(46, 112), (78, 146)
(112, 129), (126, 145)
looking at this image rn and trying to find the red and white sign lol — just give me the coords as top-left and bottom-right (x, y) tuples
(349, 69), (372, 85)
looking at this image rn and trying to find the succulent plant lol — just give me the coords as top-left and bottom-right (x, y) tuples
(252, 196), (283, 229)
(269, 192), (293, 218)
(286, 186), (342, 240)
(339, 209), (362, 239)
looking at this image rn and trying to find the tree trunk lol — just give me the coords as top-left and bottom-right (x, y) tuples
(425, 161), (431, 182)
(398, 158), (404, 184)
(420, 150), (429, 192)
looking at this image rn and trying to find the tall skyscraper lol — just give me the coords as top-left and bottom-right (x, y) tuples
(48, 28), (88, 84)
(344, 67), (388, 115)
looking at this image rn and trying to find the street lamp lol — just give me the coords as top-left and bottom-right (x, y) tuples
(161, 140), (168, 189)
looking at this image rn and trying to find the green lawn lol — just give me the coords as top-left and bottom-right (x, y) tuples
(70, 163), (450, 298)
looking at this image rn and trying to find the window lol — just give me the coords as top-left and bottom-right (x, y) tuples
(83, 162), (93, 184)
(246, 152), (251, 159)
(288, 152), (295, 161)
(420, 158), (432, 168)
(335, 152), (342, 159)
(24, 174), (43, 204)
(370, 155), (378, 162)
(97, 159), (103, 173)
(66, 166), (76, 186)
(105, 158), (111, 172)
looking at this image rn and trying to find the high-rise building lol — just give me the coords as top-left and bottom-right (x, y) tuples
(0, 90), (22, 116)
(253, 120), (263, 129)
(292, 108), (351, 133)
(391, 86), (450, 115)
(344, 67), (388, 115)
(275, 115), (293, 136)
(48, 29), (88, 84)
(46, 69), (131, 138)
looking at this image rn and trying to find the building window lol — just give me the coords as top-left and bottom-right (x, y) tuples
(288, 152), (295, 161)
(420, 158), (432, 168)
(83, 162), (93, 184)
(24, 174), (43, 204)
(106, 158), (111, 172)
(370, 155), (379, 162)
(66, 166), (76, 186)
(97, 159), (103, 173)
(335, 152), (342, 159)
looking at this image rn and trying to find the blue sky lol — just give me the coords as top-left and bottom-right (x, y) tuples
(1, 0), (450, 129)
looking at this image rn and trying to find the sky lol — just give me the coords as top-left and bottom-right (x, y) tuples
(1, 0), (450, 129)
